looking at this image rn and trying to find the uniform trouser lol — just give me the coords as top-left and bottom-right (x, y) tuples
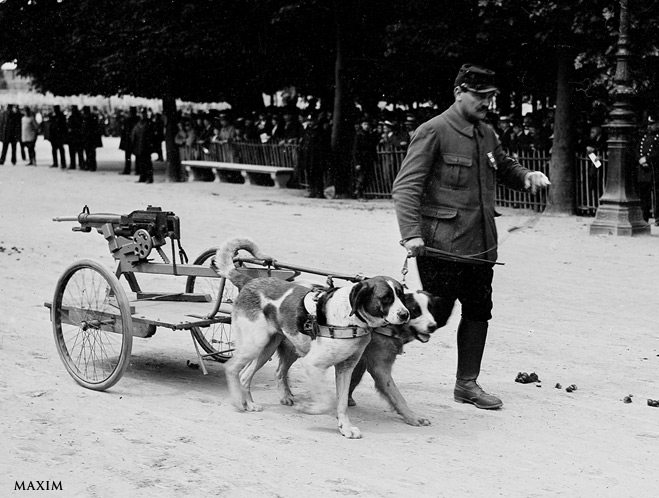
(0, 140), (18, 164)
(639, 166), (659, 221)
(416, 257), (494, 324)
(417, 257), (495, 382)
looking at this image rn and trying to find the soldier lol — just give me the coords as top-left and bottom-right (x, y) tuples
(392, 64), (550, 410)
(638, 113), (659, 224)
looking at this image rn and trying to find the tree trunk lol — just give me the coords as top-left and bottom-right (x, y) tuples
(330, 0), (356, 198)
(162, 94), (184, 182)
(546, 48), (575, 214)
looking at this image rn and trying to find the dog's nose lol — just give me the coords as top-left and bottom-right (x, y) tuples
(427, 321), (438, 333)
(398, 309), (410, 322)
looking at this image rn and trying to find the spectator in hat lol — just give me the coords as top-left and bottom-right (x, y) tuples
(66, 105), (85, 170)
(402, 114), (418, 148)
(44, 105), (68, 169)
(282, 109), (303, 144)
(352, 116), (379, 199)
(392, 63), (550, 411)
(638, 113), (659, 223)
(131, 108), (154, 183)
(152, 112), (165, 162)
(0, 104), (22, 166)
(81, 106), (103, 172)
(119, 107), (139, 174)
(299, 112), (331, 198)
(497, 115), (515, 152)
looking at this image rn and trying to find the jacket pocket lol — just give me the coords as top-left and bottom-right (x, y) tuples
(420, 205), (458, 219)
(441, 153), (472, 189)
(420, 205), (457, 248)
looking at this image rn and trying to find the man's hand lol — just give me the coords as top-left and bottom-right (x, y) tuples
(640, 156), (648, 167)
(402, 237), (425, 258)
(524, 171), (551, 194)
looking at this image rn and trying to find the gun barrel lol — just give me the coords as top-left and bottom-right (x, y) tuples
(52, 213), (123, 225)
(77, 213), (123, 226)
(52, 216), (81, 222)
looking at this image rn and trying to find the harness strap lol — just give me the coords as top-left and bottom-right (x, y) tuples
(303, 289), (370, 339)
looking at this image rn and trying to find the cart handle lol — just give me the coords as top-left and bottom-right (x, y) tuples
(235, 257), (368, 283)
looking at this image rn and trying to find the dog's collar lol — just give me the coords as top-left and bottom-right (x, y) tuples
(315, 323), (370, 339)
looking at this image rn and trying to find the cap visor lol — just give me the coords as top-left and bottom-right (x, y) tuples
(464, 85), (499, 93)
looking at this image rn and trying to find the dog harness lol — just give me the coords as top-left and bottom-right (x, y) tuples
(303, 290), (370, 339)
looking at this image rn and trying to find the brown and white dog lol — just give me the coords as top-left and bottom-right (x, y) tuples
(276, 289), (441, 427)
(213, 237), (410, 439)
(348, 290), (441, 426)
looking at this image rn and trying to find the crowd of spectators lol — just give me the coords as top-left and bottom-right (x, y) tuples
(1, 101), (613, 198)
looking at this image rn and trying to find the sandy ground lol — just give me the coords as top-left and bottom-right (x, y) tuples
(1, 137), (658, 498)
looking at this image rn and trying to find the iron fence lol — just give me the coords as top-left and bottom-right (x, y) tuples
(180, 142), (611, 216)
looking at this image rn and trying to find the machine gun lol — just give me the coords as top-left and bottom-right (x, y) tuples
(53, 205), (185, 264)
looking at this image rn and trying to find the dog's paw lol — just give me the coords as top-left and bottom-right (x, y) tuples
(279, 394), (295, 406)
(405, 416), (431, 427)
(339, 425), (362, 439)
(245, 401), (263, 412)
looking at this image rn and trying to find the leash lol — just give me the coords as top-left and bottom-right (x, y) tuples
(399, 209), (545, 282)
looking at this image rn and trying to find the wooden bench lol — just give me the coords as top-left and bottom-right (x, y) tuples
(182, 160), (295, 188)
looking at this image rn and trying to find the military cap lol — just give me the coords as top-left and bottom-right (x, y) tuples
(454, 64), (498, 93)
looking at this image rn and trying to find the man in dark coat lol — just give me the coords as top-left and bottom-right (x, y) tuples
(67, 105), (85, 170)
(131, 109), (154, 183)
(44, 105), (68, 169)
(392, 64), (550, 410)
(352, 117), (379, 199)
(299, 112), (331, 198)
(638, 113), (659, 223)
(119, 107), (139, 175)
(81, 106), (103, 172)
(0, 104), (23, 165)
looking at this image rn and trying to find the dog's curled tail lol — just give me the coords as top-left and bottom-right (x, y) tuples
(213, 237), (273, 289)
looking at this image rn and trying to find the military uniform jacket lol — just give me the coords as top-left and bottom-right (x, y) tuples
(392, 103), (530, 263)
(638, 130), (659, 183)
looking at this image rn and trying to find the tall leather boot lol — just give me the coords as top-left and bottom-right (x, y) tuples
(454, 319), (503, 409)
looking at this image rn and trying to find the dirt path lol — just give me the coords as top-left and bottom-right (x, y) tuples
(1, 138), (658, 497)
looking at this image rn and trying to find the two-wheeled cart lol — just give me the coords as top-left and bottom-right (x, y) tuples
(45, 206), (365, 391)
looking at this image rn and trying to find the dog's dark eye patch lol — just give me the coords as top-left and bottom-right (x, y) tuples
(404, 294), (422, 319)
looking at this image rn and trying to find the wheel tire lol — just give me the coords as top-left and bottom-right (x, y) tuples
(52, 259), (133, 390)
(186, 248), (236, 363)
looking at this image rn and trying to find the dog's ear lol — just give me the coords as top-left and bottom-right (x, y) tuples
(349, 281), (372, 316)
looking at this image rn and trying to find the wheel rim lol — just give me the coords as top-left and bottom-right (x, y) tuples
(53, 260), (132, 389)
(186, 248), (235, 362)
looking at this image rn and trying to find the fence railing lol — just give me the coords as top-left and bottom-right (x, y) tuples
(180, 142), (609, 216)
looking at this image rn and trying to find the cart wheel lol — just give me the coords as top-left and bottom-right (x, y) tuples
(52, 259), (133, 390)
(186, 248), (236, 363)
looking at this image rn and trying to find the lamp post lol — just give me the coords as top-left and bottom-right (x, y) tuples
(590, 0), (650, 236)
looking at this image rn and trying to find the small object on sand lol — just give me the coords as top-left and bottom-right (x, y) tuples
(565, 384), (577, 393)
(647, 399), (659, 407)
(623, 395), (633, 404)
(555, 383), (562, 389)
(515, 371), (540, 384)
(186, 360), (200, 370)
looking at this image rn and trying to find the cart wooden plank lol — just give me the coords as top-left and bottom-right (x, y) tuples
(129, 300), (232, 329)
